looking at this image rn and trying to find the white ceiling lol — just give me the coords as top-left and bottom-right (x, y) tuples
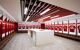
(40, 0), (80, 14)
(0, 0), (22, 22)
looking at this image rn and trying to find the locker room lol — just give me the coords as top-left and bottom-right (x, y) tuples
(0, 0), (80, 50)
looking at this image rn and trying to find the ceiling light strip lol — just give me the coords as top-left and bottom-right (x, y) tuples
(28, 0), (37, 16)
(25, 16), (30, 22)
(39, 5), (52, 14)
(41, 6), (57, 16)
(27, 0), (37, 21)
(32, 3), (49, 18)
(25, 0), (32, 21)
(34, 2), (46, 16)
(40, 8), (51, 15)
(32, 2), (41, 15)
(31, 2), (42, 16)
(25, 0), (32, 15)
(30, 1), (42, 20)
(40, 10), (60, 19)
(32, 4), (50, 21)
(32, 5), (55, 21)
(27, 0), (32, 14)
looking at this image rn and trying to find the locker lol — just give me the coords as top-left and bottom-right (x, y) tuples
(8, 23), (10, 34)
(0, 20), (2, 40)
(5, 22), (7, 36)
(69, 20), (76, 35)
(77, 19), (80, 36)
(6, 23), (9, 35)
(63, 21), (68, 34)
(69, 24), (76, 32)
(58, 21), (63, 33)
(54, 25), (58, 31)
(51, 25), (54, 30)
(58, 24), (63, 31)
(18, 24), (21, 29)
(78, 25), (80, 33)
(45, 24), (47, 29)
(50, 24), (53, 30)
(63, 26), (67, 31)
(2, 22), (6, 38)
(58, 25), (62, 31)
(54, 22), (59, 32)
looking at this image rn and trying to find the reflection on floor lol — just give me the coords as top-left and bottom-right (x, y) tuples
(3, 33), (80, 50)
